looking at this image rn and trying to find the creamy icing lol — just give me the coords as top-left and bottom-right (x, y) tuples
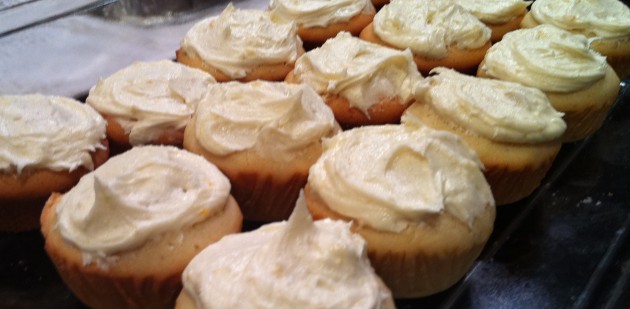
(530, 0), (630, 39)
(416, 68), (566, 143)
(373, 0), (491, 59)
(0, 94), (106, 174)
(180, 4), (302, 79)
(308, 124), (494, 233)
(293, 32), (421, 115)
(481, 25), (608, 92)
(453, 0), (531, 24)
(193, 81), (336, 161)
(182, 193), (393, 309)
(86, 60), (214, 145)
(55, 146), (231, 261)
(269, 0), (374, 28)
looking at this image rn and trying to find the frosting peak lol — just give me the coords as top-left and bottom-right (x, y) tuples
(453, 0), (531, 24)
(269, 0), (374, 28)
(0, 94), (106, 173)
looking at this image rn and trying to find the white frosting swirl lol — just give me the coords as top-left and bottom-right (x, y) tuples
(453, 0), (531, 24)
(182, 194), (393, 309)
(269, 0), (374, 28)
(86, 60), (214, 145)
(308, 124), (494, 233)
(55, 146), (231, 259)
(481, 25), (608, 92)
(180, 4), (302, 79)
(531, 0), (630, 39)
(373, 0), (491, 59)
(0, 94), (106, 173)
(417, 68), (566, 143)
(293, 32), (421, 115)
(193, 81), (336, 161)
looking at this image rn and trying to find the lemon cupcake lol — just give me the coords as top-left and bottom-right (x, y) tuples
(41, 146), (242, 309)
(478, 25), (620, 142)
(86, 60), (215, 148)
(183, 81), (338, 222)
(177, 4), (304, 82)
(521, 0), (630, 79)
(359, 0), (492, 75)
(305, 124), (496, 298)
(269, 0), (376, 46)
(406, 68), (566, 205)
(453, 0), (531, 42)
(0, 94), (109, 232)
(286, 32), (421, 128)
(176, 193), (395, 309)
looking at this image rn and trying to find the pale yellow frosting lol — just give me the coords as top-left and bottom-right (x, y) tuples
(182, 193), (394, 309)
(0, 94), (106, 174)
(308, 124), (494, 233)
(193, 81), (336, 161)
(454, 0), (531, 24)
(293, 32), (421, 115)
(530, 0), (630, 39)
(416, 68), (566, 143)
(373, 0), (491, 59)
(269, 0), (375, 28)
(180, 4), (302, 79)
(55, 146), (231, 262)
(481, 25), (608, 92)
(86, 60), (214, 145)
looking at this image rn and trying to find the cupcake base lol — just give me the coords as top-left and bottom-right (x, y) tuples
(297, 12), (375, 47)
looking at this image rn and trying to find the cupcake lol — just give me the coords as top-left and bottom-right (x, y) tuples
(359, 0), (492, 75)
(478, 25), (621, 142)
(305, 124), (496, 298)
(85, 60), (215, 148)
(183, 80), (338, 222)
(176, 4), (304, 82)
(176, 193), (395, 309)
(40, 146), (242, 309)
(405, 68), (566, 205)
(0, 94), (109, 232)
(286, 32), (421, 128)
(521, 0), (630, 79)
(453, 0), (531, 42)
(269, 0), (376, 46)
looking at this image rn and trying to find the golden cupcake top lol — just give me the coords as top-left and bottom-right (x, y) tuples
(530, 0), (630, 39)
(54, 146), (231, 264)
(373, 0), (491, 59)
(293, 32), (421, 115)
(182, 194), (394, 309)
(0, 94), (106, 173)
(308, 123), (494, 233)
(453, 0), (531, 24)
(180, 4), (302, 78)
(86, 60), (214, 145)
(269, 0), (375, 28)
(415, 68), (566, 143)
(192, 80), (336, 161)
(481, 25), (608, 92)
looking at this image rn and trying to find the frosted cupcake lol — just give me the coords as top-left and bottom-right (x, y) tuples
(359, 0), (492, 75)
(521, 0), (630, 79)
(176, 193), (395, 309)
(453, 0), (531, 42)
(269, 0), (375, 46)
(183, 81), (338, 222)
(406, 68), (566, 205)
(286, 32), (421, 128)
(41, 146), (242, 309)
(0, 94), (109, 232)
(305, 124), (496, 298)
(478, 25), (620, 142)
(86, 60), (215, 148)
(177, 4), (304, 82)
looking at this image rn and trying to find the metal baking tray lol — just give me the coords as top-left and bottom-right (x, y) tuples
(2, 0), (630, 308)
